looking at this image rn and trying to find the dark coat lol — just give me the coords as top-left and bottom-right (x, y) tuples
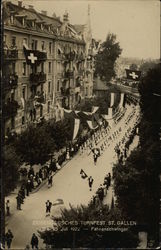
(31, 235), (38, 245)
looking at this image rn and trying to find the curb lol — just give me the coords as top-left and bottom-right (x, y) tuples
(31, 159), (71, 194)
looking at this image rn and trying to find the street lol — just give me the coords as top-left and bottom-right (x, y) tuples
(6, 104), (139, 249)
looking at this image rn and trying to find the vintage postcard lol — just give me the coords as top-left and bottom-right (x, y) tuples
(1, 0), (160, 249)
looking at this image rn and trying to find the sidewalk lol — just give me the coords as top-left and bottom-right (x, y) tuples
(5, 150), (70, 226)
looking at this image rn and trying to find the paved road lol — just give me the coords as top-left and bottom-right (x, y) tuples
(6, 104), (139, 249)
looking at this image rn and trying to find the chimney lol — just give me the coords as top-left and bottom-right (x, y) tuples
(63, 11), (69, 23)
(18, 1), (22, 7)
(28, 5), (34, 10)
(41, 10), (47, 16)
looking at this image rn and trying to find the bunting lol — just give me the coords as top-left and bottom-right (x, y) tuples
(110, 93), (115, 107)
(119, 93), (124, 108)
(72, 118), (80, 140)
(87, 120), (98, 130)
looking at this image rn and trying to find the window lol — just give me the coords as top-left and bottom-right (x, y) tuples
(41, 62), (44, 72)
(47, 101), (50, 113)
(49, 62), (51, 73)
(22, 87), (26, 99)
(23, 38), (27, 46)
(11, 92), (14, 101)
(11, 37), (16, 46)
(57, 80), (60, 91)
(31, 40), (37, 50)
(41, 23), (44, 31)
(22, 116), (25, 125)
(41, 84), (43, 92)
(11, 117), (15, 129)
(23, 62), (26, 76)
(48, 81), (51, 93)
(22, 17), (25, 26)
(40, 106), (43, 117)
(4, 35), (6, 43)
(12, 62), (16, 74)
(10, 15), (14, 24)
(49, 42), (52, 54)
(86, 87), (88, 96)
(41, 41), (45, 51)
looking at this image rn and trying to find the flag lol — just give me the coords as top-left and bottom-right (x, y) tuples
(80, 169), (88, 179)
(110, 93), (115, 107)
(125, 69), (141, 81)
(119, 93), (124, 108)
(23, 46), (46, 65)
(72, 118), (80, 140)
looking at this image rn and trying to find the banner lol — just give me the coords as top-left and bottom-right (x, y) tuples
(23, 46), (47, 65)
(92, 106), (99, 114)
(87, 120), (98, 130)
(72, 118), (80, 140)
(125, 69), (141, 81)
(119, 93), (124, 108)
(108, 108), (113, 119)
(110, 93), (115, 107)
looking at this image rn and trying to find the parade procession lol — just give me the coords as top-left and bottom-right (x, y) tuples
(1, 0), (161, 249)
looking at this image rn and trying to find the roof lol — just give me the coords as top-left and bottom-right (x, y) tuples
(73, 24), (85, 34)
(93, 78), (108, 91)
(3, 2), (64, 34)
(3, 2), (85, 44)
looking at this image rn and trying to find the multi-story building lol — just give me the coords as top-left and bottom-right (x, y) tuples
(2, 1), (93, 135)
(74, 5), (94, 99)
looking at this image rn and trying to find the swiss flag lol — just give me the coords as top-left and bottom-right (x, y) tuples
(23, 46), (47, 65)
(125, 69), (141, 81)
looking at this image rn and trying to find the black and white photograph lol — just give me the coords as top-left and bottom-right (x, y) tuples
(1, 0), (161, 249)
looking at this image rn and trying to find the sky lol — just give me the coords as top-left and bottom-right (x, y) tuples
(10, 0), (160, 59)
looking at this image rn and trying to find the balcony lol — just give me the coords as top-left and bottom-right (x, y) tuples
(3, 48), (18, 61)
(30, 72), (46, 86)
(34, 92), (45, 107)
(61, 87), (70, 96)
(3, 74), (18, 91)
(3, 100), (19, 120)
(64, 70), (74, 78)
(75, 86), (81, 93)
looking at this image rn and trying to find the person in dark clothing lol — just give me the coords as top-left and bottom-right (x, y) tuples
(97, 186), (104, 202)
(28, 167), (34, 178)
(108, 173), (111, 186)
(5, 229), (13, 249)
(18, 190), (24, 204)
(88, 176), (94, 191)
(93, 153), (97, 165)
(30, 233), (39, 249)
(45, 200), (52, 216)
(48, 175), (53, 188)
(39, 169), (43, 179)
(16, 195), (21, 210)
(26, 180), (31, 196)
(6, 200), (10, 216)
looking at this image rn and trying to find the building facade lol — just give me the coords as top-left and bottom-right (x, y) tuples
(2, 1), (94, 135)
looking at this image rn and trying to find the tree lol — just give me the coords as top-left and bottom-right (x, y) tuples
(113, 64), (160, 246)
(139, 60), (158, 77)
(129, 63), (138, 71)
(15, 124), (55, 166)
(46, 118), (73, 150)
(3, 144), (21, 195)
(94, 33), (122, 83)
(138, 63), (161, 123)
(39, 203), (139, 248)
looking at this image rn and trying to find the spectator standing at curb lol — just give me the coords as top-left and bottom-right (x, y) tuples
(30, 233), (39, 249)
(45, 200), (52, 216)
(6, 200), (10, 216)
(88, 176), (94, 191)
(5, 229), (14, 249)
